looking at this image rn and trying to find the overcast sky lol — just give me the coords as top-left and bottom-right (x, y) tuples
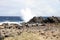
(0, 0), (60, 21)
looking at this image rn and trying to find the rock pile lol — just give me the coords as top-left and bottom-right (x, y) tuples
(28, 16), (60, 23)
(0, 23), (23, 38)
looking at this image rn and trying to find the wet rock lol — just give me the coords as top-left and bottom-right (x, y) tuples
(2, 23), (9, 26)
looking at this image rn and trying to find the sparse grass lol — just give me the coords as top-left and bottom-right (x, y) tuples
(4, 32), (41, 40)
(4, 23), (60, 40)
(4, 31), (60, 40)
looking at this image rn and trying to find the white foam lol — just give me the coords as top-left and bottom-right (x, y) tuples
(21, 8), (35, 22)
(0, 21), (23, 25)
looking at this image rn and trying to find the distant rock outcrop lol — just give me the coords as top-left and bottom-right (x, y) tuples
(28, 16), (60, 23)
(28, 16), (44, 23)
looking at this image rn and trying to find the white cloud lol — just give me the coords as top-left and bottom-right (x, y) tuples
(28, 0), (60, 16)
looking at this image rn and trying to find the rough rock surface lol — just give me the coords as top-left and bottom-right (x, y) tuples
(28, 16), (60, 23)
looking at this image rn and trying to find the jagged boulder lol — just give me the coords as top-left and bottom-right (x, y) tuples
(28, 16), (44, 23)
(46, 16), (60, 23)
(28, 16), (60, 23)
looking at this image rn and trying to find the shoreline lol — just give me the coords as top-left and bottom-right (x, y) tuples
(0, 16), (60, 40)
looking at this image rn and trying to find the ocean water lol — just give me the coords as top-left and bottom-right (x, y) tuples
(0, 16), (55, 23)
(0, 16), (23, 22)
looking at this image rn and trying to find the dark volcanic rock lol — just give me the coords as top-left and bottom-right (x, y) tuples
(28, 16), (44, 23)
(28, 16), (60, 23)
(46, 16), (60, 23)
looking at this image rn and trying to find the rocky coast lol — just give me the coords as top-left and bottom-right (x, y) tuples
(0, 16), (60, 40)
